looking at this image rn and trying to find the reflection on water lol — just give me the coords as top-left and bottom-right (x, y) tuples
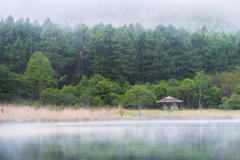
(1, 120), (240, 160)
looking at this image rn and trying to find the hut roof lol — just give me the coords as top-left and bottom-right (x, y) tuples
(156, 96), (183, 103)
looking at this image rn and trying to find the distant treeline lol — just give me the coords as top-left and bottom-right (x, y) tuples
(1, 16), (240, 109)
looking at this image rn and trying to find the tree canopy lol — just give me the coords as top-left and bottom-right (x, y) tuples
(1, 16), (240, 110)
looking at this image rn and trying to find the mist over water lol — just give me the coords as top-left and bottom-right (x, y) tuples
(1, 120), (240, 160)
(1, 0), (240, 31)
(1, 0), (240, 159)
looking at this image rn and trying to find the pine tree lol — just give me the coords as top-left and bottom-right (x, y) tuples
(112, 27), (136, 84)
(4, 36), (27, 74)
(85, 24), (108, 76)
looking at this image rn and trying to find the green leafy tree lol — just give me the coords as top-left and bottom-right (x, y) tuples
(219, 97), (231, 112)
(166, 78), (182, 100)
(181, 78), (197, 109)
(92, 96), (103, 106)
(25, 52), (56, 100)
(194, 71), (221, 109)
(123, 85), (156, 116)
(80, 89), (92, 106)
(227, 94), (240, 109)
(225, 84), (240, 109)
(152, 80), (168, 100)
(194, 71), (209, 109)
(211, 72), (240, 98)
(41, 88), (58, 105)
(89, 74), (123, 105)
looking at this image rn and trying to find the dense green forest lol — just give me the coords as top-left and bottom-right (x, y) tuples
(1, 15), (240, 110)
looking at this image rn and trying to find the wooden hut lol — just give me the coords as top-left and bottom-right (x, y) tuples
(156, 96), (183, 110)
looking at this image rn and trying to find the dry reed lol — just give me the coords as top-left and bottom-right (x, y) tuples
(127, 109), (240, 120)
(0, 104), (121, 122)
(1, 104), (240, 122)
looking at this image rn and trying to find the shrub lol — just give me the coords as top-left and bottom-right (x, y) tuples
(71, 104), (79, 110)
(42, 89), (79, 106)
(34, 100), (42, 109)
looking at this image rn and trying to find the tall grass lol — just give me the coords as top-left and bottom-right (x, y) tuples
(1, 103), (240, 122)
(122, 109), (240, 119)
(0, 103), (121, 122)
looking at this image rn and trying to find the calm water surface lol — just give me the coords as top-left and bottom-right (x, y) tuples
(1, 120), (240, 160)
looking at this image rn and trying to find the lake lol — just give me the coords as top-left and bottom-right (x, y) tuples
(1, 120), (240, 160)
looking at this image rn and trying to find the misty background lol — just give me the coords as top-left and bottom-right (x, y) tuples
(1, 0), (240, 32)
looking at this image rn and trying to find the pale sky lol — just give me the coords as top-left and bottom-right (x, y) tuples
(0, 0), (239, 29)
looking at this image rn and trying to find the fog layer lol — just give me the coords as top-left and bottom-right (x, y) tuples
(1, 0), (240, 30)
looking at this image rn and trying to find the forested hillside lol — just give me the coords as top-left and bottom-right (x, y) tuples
(1, 15), (240, 109)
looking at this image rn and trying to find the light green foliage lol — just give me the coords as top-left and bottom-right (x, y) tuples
(204, 85), (221, 108)
(219, 97), (232, 111)
(227, 94), (240, 109)
(167, 79), (182, 99)
(181, 78), (197, 109)
(211, 71), (240, 98)
(14, 74), (29, 98)
(60, 85), (78, 95)
(153, 80), (168, 100)
(79, 89), (92, 106)
(222, 84), (240, 109)
(195, 71), (221, 108)
(235, 84), (240, 95)
(92, 96), (103, 106)
(42, 88), (79, 106)
(34, 100), (42, 109)
(112, 95), (125, 106)
(89, 74), (123, 105)
(76, 75), (93, 97)
(123, 85), (156, 116)
(194, 71), (211, 109)
(25, 52), (56, 99)
(71, 104), (79, 110)
(41, 88), (58, 104)
(122, 82), (132, 93)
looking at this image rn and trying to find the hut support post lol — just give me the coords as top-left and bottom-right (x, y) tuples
(169, 103), (172, 116)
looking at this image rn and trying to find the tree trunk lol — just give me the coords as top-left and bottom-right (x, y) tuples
(199, 88), (201, 110)
(138, 105), (142, 116)
(18, 49), (20, 74)
(187, 95), (190, 109)
(182, 93), (185, 108)
(143, 54), (144, 84)
(101, 59), (103, 76)
(39, 82), (41, 100)
(31, 36), (33, 56)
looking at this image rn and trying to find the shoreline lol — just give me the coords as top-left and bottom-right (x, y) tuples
(1, 104), (240, 122)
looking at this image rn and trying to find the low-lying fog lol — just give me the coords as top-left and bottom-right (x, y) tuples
(1, 120), (240, 159)
(1, 0), (240, 30)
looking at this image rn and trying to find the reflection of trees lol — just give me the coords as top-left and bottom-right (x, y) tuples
(1, 125), (240, 160)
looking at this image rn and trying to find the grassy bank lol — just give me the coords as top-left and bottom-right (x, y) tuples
(1, 104), (240, 122)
